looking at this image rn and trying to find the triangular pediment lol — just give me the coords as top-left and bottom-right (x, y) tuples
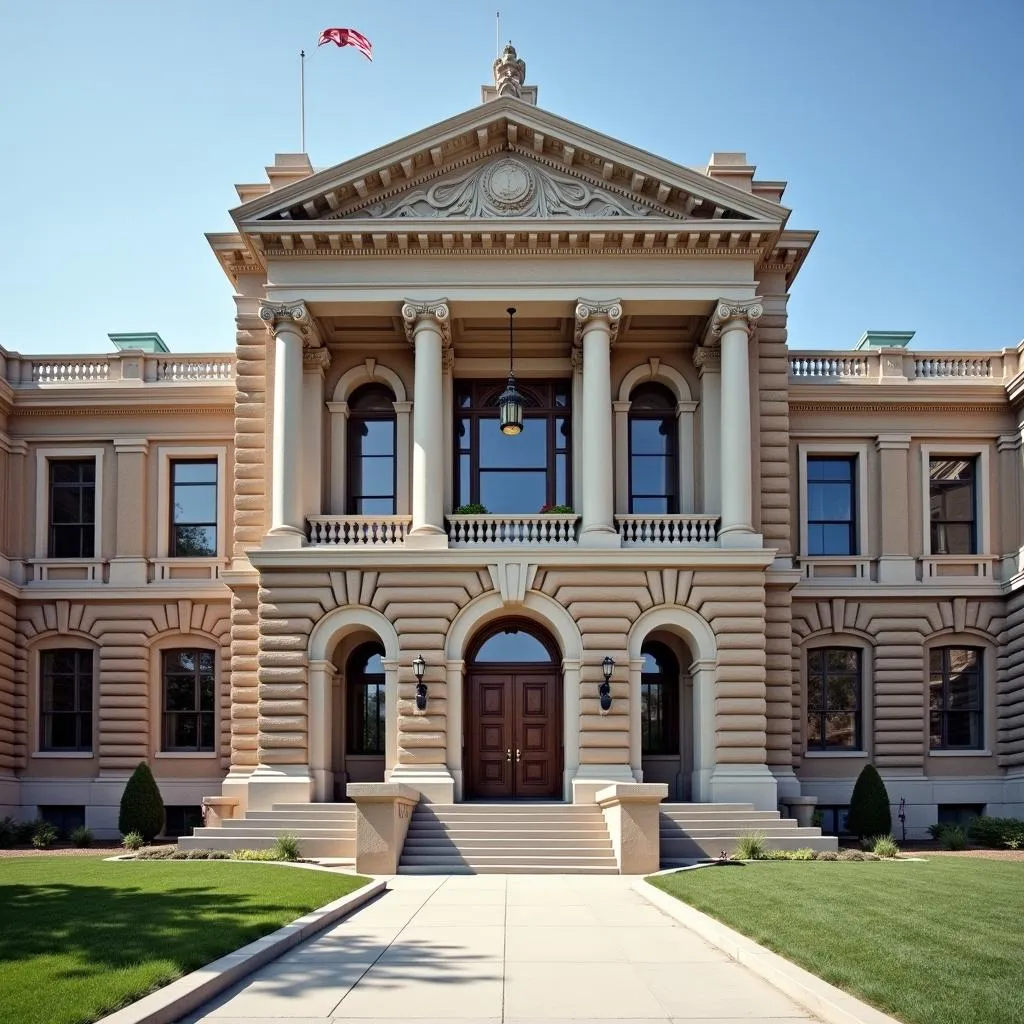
(233, 97), (789, 229)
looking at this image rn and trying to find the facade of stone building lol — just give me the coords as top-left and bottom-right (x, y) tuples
(1, 48), (1022, 843)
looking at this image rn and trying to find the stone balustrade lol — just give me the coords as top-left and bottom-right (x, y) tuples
(307, 515), (413, 547)
(789, 350), (1012, 382)
(616, 514), (720, 546)
(2, 351), (236, 386)
(447, 513), (580, 546)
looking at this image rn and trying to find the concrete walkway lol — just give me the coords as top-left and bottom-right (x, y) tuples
(183, 873), (819, 1023)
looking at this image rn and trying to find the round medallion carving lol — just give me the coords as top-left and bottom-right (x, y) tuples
(483, 158), (536, 214)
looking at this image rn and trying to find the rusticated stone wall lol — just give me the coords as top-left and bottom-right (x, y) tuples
(0, 590), (18, 774)
(1000, 589), (1024, 768)
(230, 583), (260, 772)
(16, 599), (231, 772)
(256, 563), (772, 771)
(233, 315), (269, 555)
(756, 286), (791, 552)
(792, 596), (1006, 770)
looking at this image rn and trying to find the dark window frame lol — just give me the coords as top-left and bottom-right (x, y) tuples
(47, 458), (96, 558)
(929, 457), (977, 555)
(169, 459), (218, 557)
(806, 456), (857, 556)
(640, 641), (680, 756)
(628, 383), (679, 515)
(39, 649), (93, 753)
(806, 646), (863, 751)
(454, 380), (571, 513)
(929, 646), (984, 751)
(161, 648), (216, 753)
(346, 641), (386, 755)
(466, 619), (560, 665)
(346, 384), (397, 516)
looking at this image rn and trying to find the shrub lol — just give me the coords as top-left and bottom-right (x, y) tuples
(121, 830), (144, 852)
(136, 846), (176, 860)
(0, 816), (16, 848)
(817, 850), (839, 861)
(847, 764), (892, 840)
(861, 852), (881, 861)
(838, 849), (865, 861)
(967, 816), (1024, 849)
(872, 834), (900, 859)
(791, 847), (817, 861)
(184, 848), (228, 860)
(273, 832), (301, 861)
(811, 810), (824, 829)
(453, 503), (488, 515)
(539, 504), (575, 514)
(170, 850), (190, 859)
(927, 822), (951, 840)
(119, 762), (165, 841)
(70, 826), (93, 848)
(232, 848), (280, 861)
(31, 823), (58, 849)
(733, 831), (766, 861)
(941, 826), (968, 850)
(16, 819), (44, 845)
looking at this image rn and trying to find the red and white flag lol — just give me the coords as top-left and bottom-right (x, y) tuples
(318, 27), (373, 61)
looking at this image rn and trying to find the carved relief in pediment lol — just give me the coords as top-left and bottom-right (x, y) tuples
(354, 155), (657, 219)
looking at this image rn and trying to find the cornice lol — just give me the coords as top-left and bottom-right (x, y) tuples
(256, 244), (766, 260)
(11, 399), (234, 417)
(790, 399), (1009, 415)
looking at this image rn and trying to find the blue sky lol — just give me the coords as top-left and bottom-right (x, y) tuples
(2, 0), (1021, 354)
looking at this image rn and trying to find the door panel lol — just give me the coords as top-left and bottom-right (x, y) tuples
(514, 675), (560, 799)
(469, 675), (514, 799)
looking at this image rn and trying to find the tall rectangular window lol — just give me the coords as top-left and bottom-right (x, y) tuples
(40, 649), (93, 752)
(170, 460), (218, 556)
(930, 647), (983, 750)
(807, 647), (861, 750)
(48, 459), (96, 558)
(930, 457), (976, 554)
(162, 649), (216, 752)
(806, 457), (856, 555)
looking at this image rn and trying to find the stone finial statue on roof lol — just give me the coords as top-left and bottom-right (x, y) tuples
(493, 42), (526, 98)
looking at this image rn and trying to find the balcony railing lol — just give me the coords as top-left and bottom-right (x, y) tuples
(615, 514), (720, 545)
(789, 350), (1011, 382)
(447, 514), (580, 546)
(307, 515), (412, 546)
(2, 351), (236, 387)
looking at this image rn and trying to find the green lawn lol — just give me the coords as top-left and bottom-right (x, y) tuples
(650, 859), (1024, 1024)
(0, 857), (369, 1024)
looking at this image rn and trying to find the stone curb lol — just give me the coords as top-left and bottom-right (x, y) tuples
(633, 878), (903, 1024)
(95, 877), (387, 1024)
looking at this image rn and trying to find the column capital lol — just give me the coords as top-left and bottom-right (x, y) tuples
(574, 298), (622, 345)
(692, 345), (721, 375)
(302, 347), (332, 372)
(258, 299), (322, 347)
(401, 298), (451, 345)
(703, 297), (763, 346)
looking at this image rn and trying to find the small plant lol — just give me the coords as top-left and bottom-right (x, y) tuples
(847, 763), (892, 840)
(273, 832), (301, 861)
(927, 822), (952, 840)
(872, 835), (900, 858)
(817, 850), (839, 861)
(811, 810), (824, 830)
(170, 850), (190, 859)
(453, 503), (488, 515)
(121, 830), (144, 852)
(232, 848), (280, 861)
(184, 848), (228, 860)
(967, 815), (1024, 849)
(791, 847), (817, 861)
(31, 823), (58, 849)
(838, 849), (865, 861)
(16, 819), (44, 845)
(119, 762), (165, 842)
(733, 831), (767, 861)
(941, 825), (969, 850)
(861, 852), (881, 861)
(538, 503), (575, 514)
(1008, 837), (1022, 851)
(136, 846), (176, 860)
(70, 826), (93, 848)
(0, 816), (16, 848)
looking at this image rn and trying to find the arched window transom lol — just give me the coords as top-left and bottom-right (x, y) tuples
(470, 623), (557, 663)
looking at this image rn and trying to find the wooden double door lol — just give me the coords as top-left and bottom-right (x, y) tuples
(465, 670), (562, 799)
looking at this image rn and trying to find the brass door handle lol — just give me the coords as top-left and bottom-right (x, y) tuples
(516, 748), (522, 762)
(506, 748), (512, 762)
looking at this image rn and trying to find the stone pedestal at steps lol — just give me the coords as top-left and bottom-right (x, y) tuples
(595, 782), (668, 874)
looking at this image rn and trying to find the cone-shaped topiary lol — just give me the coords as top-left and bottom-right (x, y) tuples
(118, 762), (165, 841)
(847, 762), (891, 839)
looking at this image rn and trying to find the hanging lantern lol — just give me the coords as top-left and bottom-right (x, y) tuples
(498, 306), (524, 436)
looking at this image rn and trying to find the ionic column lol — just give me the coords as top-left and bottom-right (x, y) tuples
(301, 347), (330, 520)
(706, 299), (762, 546)
(402, 299), (450, 547)
(575, 299), (622, 547)
(258, 300), (321, 547)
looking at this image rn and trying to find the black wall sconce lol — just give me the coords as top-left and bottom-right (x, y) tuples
(413, 653), (427, 711)
(599, 655), (614, 712)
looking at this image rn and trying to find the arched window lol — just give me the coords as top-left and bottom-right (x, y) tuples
(470, 622), (557, 663)
(640, 641), (679, 754)
(629, 383), (677, 514)
(347, 641), (386, 754)
(347, 384), (396, 515)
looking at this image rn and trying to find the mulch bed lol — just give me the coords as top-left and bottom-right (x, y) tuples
(899, 845), (1024, 862)
(0, 843), (124, 859)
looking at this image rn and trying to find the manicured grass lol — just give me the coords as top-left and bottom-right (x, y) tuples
(0, 857), (369, 1024)
(650, 859), (1024, 1024)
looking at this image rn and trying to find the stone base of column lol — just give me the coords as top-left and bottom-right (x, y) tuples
(261, 527), (307, 550)
(579, 527), (621, 550)
(719, 529), (764, 550)
(312, 768), (336, 804)
(571, 763), (637, 804)
(405, 528), (449, 550)
(877, 555), (917, 584)
(387, 764), (455, 803)
(245, 764), (313, 811)
(700, 764), (778, 811)
(768, 764), (802, 802)
(108, 557), (149, 585)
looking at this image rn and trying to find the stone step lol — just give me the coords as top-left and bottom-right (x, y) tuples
(414, 813), (606, 825)
(417, 804), (598, 815)
(271, 803), (353, 811)
(398, 863), (620, 875)
(178, 834), (355, 856)
(400, 852), (618, 868)
(190, 825), (353, 839)
(247, 808), (355, 820)
(661, 803), (757, 812)
(220, 817), (357, 830)
(660, 811), (782, 822)
(402, 838), (614, 851)
(660, 823), (806, 838)
(407, 826), (611, 839)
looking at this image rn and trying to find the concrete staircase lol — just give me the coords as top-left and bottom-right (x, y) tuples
(659, 803), (837, 865)
(398, 803), (619, 874)
(178, 803), (356, 859)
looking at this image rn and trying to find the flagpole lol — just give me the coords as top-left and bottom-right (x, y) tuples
(299, 49), (306, 152)
(496, 11), (500, 55)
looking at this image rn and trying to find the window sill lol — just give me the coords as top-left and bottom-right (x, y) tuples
(803, 750), (868, 758)
(928, 749), (992, 758)
(32, 751), (94, 759)
(155, 751), (218, 759)
(152, 557), (225, 581)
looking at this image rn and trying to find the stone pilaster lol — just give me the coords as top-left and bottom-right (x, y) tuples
(109, 438), (149, 585)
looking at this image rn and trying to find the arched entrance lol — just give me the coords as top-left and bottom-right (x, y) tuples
(464, 619), (563, 800)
